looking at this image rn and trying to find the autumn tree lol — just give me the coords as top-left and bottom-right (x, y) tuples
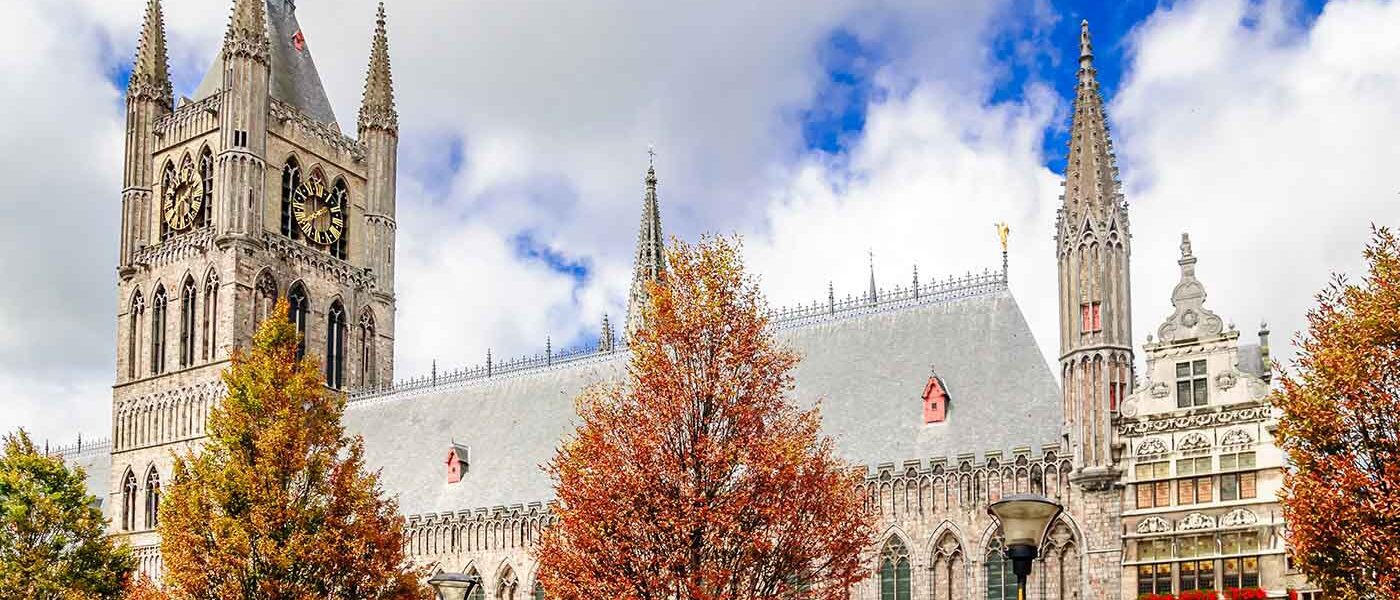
(536, 236), (874, 600)
(1272, 226), (1400, 599)
(0, 429), (135, 599)
(158, 300), (424, 600)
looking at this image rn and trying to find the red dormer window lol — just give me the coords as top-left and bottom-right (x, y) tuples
(922, 375), (950, 424)
(445, 444), (470, 484)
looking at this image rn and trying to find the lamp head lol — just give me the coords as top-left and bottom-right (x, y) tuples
(428, 572), (481, 600)
(987, 493), (1062, 549)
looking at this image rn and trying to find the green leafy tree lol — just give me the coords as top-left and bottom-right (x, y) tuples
(0, 429), (135, 599)
(1272, 226), (1400, 599)
(158, 300), (424, 600)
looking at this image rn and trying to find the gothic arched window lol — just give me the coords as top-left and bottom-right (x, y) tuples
(879, 537), (911, 600)
(179, 276), (196, 368)
(287, 283), (309, 359)
(160, 160), (177, 241)
(281, 158), (301, 240)
(497, 566), (518, 600)
(151, 285), (168, 375)
(121, 469), (137, 531)
(254, 270), (277, 326)
(144, 467), (161, 529)
(330, 178), (349, 260)
(359, 309), (377, 388)
(326, 301), (346, 389)
(986, 544), (1019, 600)
(198, 147), (214, 228)
(203, 270), (219, 361)
(465, 567), (485, 600)
(128, 290), (145, 380)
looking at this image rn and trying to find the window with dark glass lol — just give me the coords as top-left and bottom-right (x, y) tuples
(1136, 540), (1173, 596)
(330, 179), (349, 261)
(160, 160), (177, 242)
(144, 468), (161, 528)
(281, 159), (301, 240)
(1177, 535), (1215, 591)
(359, 310), (377, 388)
(1176, 359), (1209, 408)
(128, 291), (145, 379)
(179, 277), (196, 368)
(287, 284), (309, 360)
(1177, 457), (1213, 504)
(1220, 452), (1257, 501)
(151, 286), (168, 375)
(879, 538), (911, 600)
(203, 273), (219, 361)
(326, 302), (346, 389)
(198, 147), (213, 227)
(986, 550), (1018, 600)
(121, 469), (137, 531)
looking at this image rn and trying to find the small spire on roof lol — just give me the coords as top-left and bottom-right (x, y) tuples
(1080, 19), (1094, 64)
(358, 2), (398, 134)
(867, 249), (878, 303)
(627, 148), (665, 335)
(130, 0), (173, 109)
(223, 0), (270, 62)
(599, 314), (614, 353)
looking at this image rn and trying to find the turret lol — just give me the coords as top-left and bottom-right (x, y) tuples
(119, 0), (173, 273)
(1056, 20), (1134, 485)
(359, 2), (399, 296)
(214, 0), (271, 239)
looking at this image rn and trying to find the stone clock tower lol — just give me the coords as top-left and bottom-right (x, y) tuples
(110, 0), (399, 577)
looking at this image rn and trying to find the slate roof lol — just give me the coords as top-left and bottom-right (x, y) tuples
(54, 440), (112, 510)
(194, 0), (338, 125)
(344, 274), (1064, 516)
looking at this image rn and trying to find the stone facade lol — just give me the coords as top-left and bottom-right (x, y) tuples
(70, 3), (1322, 599)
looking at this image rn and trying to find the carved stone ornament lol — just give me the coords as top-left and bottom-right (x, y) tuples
(1118, 405), (1270, 436)
(1150, 382), (1170, 398)
(1221, 508), (1257, 527)
(1221, 428), (1254, 448)
(1137, 438), (1169, 457)
(1216, 370), (1238, 390)
(1179, 432), (1211, 451)
(1157, 233), (1225, 343)
(1178, 512), (1216, 531)
(1136, 516), (1171, 534)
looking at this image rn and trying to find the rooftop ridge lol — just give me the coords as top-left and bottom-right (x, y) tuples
(347, 266), (1007, 405)
(47, 438), (113, 460)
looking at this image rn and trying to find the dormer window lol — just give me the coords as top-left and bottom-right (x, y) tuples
(1176, 360), (1208, 408)
(446, 443), (470, 484)
(922, 373), (950, 424)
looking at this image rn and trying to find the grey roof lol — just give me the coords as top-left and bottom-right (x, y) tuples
(53, 440), (113, 510)
(1236, 343), (1266, 378)
(344, 277), (1063, 516)
(194, 0), (338, 125)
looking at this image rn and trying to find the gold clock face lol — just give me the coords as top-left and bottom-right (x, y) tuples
(161, 161), (204, 231)
(292, 175), (345, 245)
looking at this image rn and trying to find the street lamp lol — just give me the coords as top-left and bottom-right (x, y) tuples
(427, 571), (481, 600)
(987, 494), (1063, 600)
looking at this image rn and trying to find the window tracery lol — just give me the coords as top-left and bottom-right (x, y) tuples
(179, 276), (196, 368)
(128, 290), (145, 380)
(151, 285), (167, 375)
(144, 467), (161, 529)
(878, 536), (911, 600)
(359, 309), (377, 388)
(281, 158), (301, 241)
(326, 301), (346, 389)
(287, 283), (309, 359)
(121, 469), (137, 531)
(202, 270), (219, 360)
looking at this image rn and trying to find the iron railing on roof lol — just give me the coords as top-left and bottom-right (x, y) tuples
(47, 438), (112, 461)
(348, 267), (1007, 403)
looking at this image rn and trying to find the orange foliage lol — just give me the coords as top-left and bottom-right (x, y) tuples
(535, 236), (875, 600)
(157, 300), (426, 600)
(123, 574), (167, 600)
(1272, 227), (1400, 599)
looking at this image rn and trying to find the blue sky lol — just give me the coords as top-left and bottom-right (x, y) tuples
(4, 0), (1397, 445)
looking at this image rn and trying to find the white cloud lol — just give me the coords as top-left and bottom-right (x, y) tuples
(3, 0), (1397, 447)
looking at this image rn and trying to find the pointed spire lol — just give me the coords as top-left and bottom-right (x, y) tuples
(1060, 19), (1122, 229)
(626, 148), (665, 335)
(359, 2), (398, 134)
(223, 0), (270, 62)
(129, 0), (173, 109)
(867, 250), (877, 303)
(599, 314), (614, 353)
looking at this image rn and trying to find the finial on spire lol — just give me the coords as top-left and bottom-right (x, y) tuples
(224, 0), (270, 62)
(359, 1), (398, 134)
(130, 0), (173, 109)
(1080, 19), (1094, 63)
(867, 249), (877, 303)
(1180, 232), (1193, 258)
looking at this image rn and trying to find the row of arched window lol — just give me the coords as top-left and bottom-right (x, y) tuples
(867, 459), (1074, 518)
(159, 148), (214, 241)
(120, 466), (161, 532)
(876, 523), (1081, 600)
(127, 271), (220, 380)
(254, 271), (378, 390)
(280, 157), (349, 261)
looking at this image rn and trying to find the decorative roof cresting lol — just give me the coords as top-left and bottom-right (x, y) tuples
(1157, 233), (1224, 343)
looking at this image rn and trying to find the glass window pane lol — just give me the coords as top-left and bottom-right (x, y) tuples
(896, 558), (911, 600)
(1180, 560), (1196, 590)
(1221, 454), (1237, 470)
(1179, 479), (1195, 505)
(1196, 457), (1212, 472)
(1193, 360), (1207, 375)
(1155, 482), (1171, 507)
(1241, 472), (1257, 499)
(1137, 484), (1153, 509)
(1177, 363), (1191, 378)
(1178, 459), (1194, 476)
(1222, 474), (1238, 501)
(1197, 477), (1213, 503)
(1154, 463), (1170, 478)
(1136, 464), (1152, 479)
(1178, 381), (1192, 407)
(880, 560), (894, 600)
(1194, 380), (1208, 405)
(1241, 452), (1256, 468)
(1198, 560), (1216, 590)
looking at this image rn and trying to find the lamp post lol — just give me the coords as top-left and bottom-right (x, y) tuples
(987, 494), (1063, 600)
(428, 571), (481, 600)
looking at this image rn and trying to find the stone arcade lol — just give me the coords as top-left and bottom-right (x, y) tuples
(53, 1), (1315, 598)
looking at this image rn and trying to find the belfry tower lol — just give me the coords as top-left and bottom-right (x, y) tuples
(110, 0), (399, 579)
(1057, 20), (1131, 599)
